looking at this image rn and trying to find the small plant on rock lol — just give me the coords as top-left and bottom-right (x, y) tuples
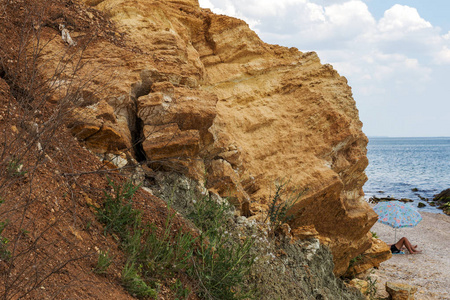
(365, 275), (378, 299)
(188, 195), (231, 238)
(188, 194), (256, 300)
(192, 233), (255, 300)
(264, 179), (303, 235)
(348, 254), (364, 269)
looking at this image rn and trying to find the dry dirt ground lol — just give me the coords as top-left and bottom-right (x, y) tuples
(370, 211), (450, 300)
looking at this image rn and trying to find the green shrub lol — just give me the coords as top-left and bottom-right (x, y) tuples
(95, 177), (141, 240)
(121, 261), (157, 299)
(192, 234), (255, 300)
(265, 179), (303, 235)
(188, 195), (231, 238)
(188, 195), (256, 299)
(139, 223), (195, 278)
(0, 220), (11, 261)
(93, 250), (112, 274)
(96, 178), (257, 299)
(96, 178), (196, 298)
(171, 279), (190, 300)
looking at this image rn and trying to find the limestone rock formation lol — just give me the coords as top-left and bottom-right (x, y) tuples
(347, 278), (370, 298)
(35, 0), (378, 275)
(345, 238), (392, 277)
(386, 282), (418, 300)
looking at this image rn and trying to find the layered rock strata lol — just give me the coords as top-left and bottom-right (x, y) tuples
(37, 0), (378, 275)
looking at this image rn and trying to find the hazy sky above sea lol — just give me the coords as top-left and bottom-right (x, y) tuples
(198, 0), (450, 137)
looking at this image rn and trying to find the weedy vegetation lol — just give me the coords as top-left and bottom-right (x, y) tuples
(365, 275), (378, 300)
(188, 195), (256, 300)
(0, 221), (11, 262)
(264, 179), (303, 236)
(95, 178), (256, 299)
(93, 250), (112, 275)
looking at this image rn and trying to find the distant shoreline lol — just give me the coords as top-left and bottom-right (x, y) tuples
(364, 196), (446, 215)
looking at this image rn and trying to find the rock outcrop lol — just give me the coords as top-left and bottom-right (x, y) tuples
(345, 238), (392, 278)
(386, 282), (418, 300)
(35, 0), (377, 275)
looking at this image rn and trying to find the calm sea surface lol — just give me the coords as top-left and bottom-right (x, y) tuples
(363, 137), (450, 213)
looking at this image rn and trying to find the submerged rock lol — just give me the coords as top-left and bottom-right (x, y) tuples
(434, 189), (450, 214)
(434, 188), (450, 202)
(369, 196), (413, 203)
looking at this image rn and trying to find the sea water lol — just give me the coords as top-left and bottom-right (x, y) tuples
(363, 137), (450, 213)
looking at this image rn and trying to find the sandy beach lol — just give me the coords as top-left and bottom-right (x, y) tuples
(369, 211), (450, 299)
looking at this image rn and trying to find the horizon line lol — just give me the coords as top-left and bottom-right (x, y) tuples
(367, 135), (450, 138)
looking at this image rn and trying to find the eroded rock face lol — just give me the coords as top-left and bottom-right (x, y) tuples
(37, 0), (378, 275)
(345, 238), (392, 278)
(196, 12), (377, 275)
(386, 282), (418, 300)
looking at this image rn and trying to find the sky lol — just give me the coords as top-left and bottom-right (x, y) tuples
(198, 0), (450, 137)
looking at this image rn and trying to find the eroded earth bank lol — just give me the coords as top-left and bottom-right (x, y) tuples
(0, 0), (390, 298)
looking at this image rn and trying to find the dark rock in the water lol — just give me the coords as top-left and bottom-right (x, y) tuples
(432, 189), (450, 214)
(430, 202), (436, 206)
(434, 188), (450, 202)
(400, 198), (413, 203)
(417, 194), (428, 201)
(369, 196), (395, 203)
(417, 202), (426, 208)
(369, 196), (412, 204)
(438, 203), (450, 215)
(411, 188), (419, 192)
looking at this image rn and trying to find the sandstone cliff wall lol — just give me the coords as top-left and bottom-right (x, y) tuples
(36, 0), (378, 275)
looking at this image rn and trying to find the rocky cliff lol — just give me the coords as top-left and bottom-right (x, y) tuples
(23, 0), (378, 275)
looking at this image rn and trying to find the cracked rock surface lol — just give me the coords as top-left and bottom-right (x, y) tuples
(34, 0), (378, 275)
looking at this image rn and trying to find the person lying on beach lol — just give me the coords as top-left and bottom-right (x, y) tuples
(390, 237), (422, 254)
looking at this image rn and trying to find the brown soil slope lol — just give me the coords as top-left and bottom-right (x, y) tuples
(0, 1), (199, 298)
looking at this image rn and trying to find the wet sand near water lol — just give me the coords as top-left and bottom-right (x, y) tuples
(369, 211), (450, 299)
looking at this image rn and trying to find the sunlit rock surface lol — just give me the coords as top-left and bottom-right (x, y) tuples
(37, 0), (378, 275)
